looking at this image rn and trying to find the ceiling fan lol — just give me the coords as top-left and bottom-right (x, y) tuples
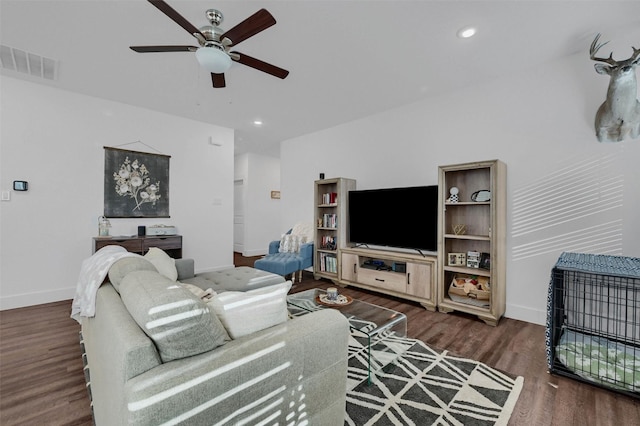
(130, 0), (289, 88)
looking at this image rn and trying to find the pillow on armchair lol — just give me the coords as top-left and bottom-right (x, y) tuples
(278, 234), (306, 253)
(278, 222), (313, 253)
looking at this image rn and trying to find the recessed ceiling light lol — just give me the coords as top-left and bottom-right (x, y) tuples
(457, 26), (477, 39)
(253, 120), (263, 126)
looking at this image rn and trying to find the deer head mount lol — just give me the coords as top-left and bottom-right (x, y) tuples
(590, 33), (640, 143)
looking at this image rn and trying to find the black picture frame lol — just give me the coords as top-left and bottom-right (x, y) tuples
(480, 252), (491, 270)
(103, 147), (170, 218)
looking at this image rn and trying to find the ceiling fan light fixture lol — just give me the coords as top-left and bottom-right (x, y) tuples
(457, 26), (477, 39)
(195, 46), (232, 73)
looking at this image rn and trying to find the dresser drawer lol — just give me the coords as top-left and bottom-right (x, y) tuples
(94, 237), (143, 253)
(143, 236), (182, 252)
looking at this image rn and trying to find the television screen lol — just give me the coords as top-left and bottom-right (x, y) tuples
(348, 185), (439, 252)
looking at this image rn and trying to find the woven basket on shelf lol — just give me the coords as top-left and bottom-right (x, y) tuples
(449, 275), (490, 301)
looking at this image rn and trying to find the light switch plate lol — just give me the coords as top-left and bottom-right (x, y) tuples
(1, 190), (10, 201)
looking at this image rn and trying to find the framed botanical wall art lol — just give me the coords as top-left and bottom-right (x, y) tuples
(103, 147), (170, 218)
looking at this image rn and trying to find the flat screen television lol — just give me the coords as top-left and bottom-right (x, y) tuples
(348, 185), (439, 253)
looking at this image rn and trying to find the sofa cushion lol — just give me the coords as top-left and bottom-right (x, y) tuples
(144, 247), (178, 281)
(208, 280), (292, 339)
(120, 270), (227, 362)
(181, 266), (286, 293)
(108, 256), (157, 293)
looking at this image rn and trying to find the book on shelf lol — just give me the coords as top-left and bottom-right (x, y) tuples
(322, 213), (337, 228)
(322, 192), (338, 204)
(320, 235), (337, 250)
(319, 253), (337, 273)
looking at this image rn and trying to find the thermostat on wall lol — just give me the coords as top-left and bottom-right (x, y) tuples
(13, 181), (28, 191)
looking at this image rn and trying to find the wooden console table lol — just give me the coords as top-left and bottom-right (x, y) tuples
(93, 235), (182, 259)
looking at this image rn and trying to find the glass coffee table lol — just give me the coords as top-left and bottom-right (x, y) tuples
(287, 288), (408, 385)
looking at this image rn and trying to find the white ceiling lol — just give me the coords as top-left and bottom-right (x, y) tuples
(1, 1), (639, 157)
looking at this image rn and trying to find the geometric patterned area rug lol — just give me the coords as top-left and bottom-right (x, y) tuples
(345, 336), (524, 426)
(286, 300), (523, 425)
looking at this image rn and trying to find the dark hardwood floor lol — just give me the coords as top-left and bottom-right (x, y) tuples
(0, 253), (637, 425)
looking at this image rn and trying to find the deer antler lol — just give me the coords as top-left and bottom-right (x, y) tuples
(590, 33), (640, 65)
(590, 33), (617, 65)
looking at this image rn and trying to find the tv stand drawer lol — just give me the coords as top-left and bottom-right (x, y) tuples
(358, 268), (406, 292)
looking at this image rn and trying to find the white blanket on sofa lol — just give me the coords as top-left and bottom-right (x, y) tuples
(70, 245), (139, 323)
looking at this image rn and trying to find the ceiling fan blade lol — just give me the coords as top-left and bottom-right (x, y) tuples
(212, 73), (226, 88)
(130, 45), (197, 53)
(231, 52), (289, 79)
(147, 0), (204, 39)
(220, 9), (276, 46)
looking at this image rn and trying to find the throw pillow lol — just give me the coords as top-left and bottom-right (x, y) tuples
(278, 234), (306, 253)
(108, 256), (157, 293)
(120, 270), (227, 362)
(144, 247), (178, 281)
(278, 233), (292, 253)
(208, 280), (292, 339)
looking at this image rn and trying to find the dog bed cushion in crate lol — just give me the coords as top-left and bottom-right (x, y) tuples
(556, 329), (640, 392)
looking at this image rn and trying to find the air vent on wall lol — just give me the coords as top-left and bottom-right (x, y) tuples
(0, 44), (58, 80)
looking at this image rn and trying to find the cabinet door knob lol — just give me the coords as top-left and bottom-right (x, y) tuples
(375, 278), (385, 282)
(407, 273), (411, 285)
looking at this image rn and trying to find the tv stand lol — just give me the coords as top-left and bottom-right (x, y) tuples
(339, 247), (437, 311)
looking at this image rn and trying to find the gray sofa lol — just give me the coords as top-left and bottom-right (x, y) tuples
(80, 258), (350, 425)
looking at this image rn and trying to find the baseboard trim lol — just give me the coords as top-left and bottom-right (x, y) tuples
(505, 303), (546, 326)
(1, 287), (76, 311)
(243, 249), (267, 257)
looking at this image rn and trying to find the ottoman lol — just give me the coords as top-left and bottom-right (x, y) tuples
(254, 253), (302, 282)
(179, 264), (286, 293)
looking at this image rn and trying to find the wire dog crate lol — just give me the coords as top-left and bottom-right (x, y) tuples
(546, 252), (640, 398)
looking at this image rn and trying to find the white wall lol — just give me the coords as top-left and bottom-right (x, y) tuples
(280, 50), (640, 325)
(234, 152), (281, 256)
(0, 77), (235, 310)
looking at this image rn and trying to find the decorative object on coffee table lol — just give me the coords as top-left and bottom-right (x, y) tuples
(316, 293), (353, 306)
